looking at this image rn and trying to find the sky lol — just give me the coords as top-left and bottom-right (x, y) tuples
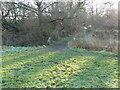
(1, 0), (120, 9)
(100, 0), (119, 9)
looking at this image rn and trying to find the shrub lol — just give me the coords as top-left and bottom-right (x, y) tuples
(67, 30), (118, 54)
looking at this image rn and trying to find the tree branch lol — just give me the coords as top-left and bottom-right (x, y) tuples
(41, 2), (58, 12)
(13, 2), (38, 15)
(49, 16), (77, 23)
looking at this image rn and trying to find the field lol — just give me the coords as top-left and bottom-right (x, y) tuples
(1, 38), (119, 88)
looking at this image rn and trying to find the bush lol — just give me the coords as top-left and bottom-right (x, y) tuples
(67, 30), (118, 54)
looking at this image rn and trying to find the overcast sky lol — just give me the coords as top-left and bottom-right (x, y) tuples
(2, 0), (119, 9)
(100, 0), (119, 9)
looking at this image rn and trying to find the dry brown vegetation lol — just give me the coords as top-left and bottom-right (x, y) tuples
(68, 29), (118, 54)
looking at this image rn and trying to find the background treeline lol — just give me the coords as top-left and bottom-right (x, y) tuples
(1, 0), (118, 53)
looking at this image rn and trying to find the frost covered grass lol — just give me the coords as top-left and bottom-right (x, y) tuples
(2, 45), (46, 53)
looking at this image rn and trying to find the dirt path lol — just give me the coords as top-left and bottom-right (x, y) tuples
(52, 41), (68, 50)
(51, 38), (71, 51)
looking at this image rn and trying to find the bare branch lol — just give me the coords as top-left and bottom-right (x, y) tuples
(13, 2), (38, 15)
(41, 2), (58, 12)
(49, 16), (77, 23)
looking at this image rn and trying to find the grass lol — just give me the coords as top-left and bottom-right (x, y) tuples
(1, 38), (119, 88)
(68, 47), (118, 57)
